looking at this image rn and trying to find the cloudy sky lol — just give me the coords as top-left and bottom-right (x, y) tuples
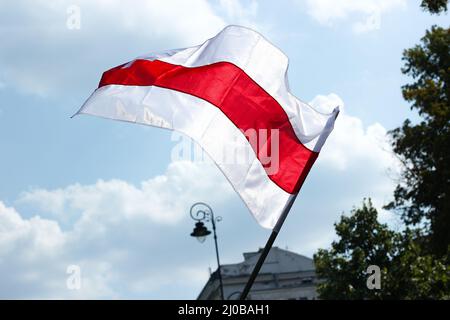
(0, 0), (448, 299)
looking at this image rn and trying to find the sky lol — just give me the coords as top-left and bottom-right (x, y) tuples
(0, 0), (448, 299)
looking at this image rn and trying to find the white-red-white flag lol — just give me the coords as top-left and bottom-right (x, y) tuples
(75, 25), (339, 229)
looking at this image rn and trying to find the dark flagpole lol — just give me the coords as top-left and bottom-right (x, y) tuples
(239, 193), (298, 300)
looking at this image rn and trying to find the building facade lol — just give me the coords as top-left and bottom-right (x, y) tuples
(197, 247), (319, 300)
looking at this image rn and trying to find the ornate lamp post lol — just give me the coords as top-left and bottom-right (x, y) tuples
(189, 202), (224, 300)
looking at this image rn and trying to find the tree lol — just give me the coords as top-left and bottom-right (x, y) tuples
(314, 200), (450, 299)
(314, 199), (396, 299)
(421, 0), (448, 14)
(386, 26), (450, 257)
(386, 229), (450, 299)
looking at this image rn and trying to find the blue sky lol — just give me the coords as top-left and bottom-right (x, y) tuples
(0, 0), (448, 299)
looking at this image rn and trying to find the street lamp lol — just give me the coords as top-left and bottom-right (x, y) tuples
(189, 202), (224, 300)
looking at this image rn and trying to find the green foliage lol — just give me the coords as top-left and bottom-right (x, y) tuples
(386, 230), (450, 299)
(421, 0), (448, 14)
(386, 26), (450, 256)
(314, 199), (394, 299)
(314, 200), (450, 299)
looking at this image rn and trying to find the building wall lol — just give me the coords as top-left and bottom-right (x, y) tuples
(198, 247), (319, 300)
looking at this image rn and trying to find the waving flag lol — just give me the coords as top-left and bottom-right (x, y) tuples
(74, 25), (338, 229)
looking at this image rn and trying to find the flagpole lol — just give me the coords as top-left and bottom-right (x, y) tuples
(239, 193), (298, 300)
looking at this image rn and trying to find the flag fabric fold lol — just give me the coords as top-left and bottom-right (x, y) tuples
(75, 25), (339, 228)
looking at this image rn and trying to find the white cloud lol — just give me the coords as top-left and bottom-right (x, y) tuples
(217, 0), (259, 27)
(0, 160), (234, 299)
(309, 92), (344, 114)
(310, 93), (399, 175)
(0, 0), (260, 97)
(309, 93), (401, 225)
(305, 0), (407, 33)
(0, 201), (65, 258)
(19, 161), (234, 226)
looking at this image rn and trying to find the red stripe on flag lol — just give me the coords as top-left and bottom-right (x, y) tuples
(98, 59), (318, 194)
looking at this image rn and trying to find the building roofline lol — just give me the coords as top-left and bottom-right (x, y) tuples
(197, 247), (316, 299)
